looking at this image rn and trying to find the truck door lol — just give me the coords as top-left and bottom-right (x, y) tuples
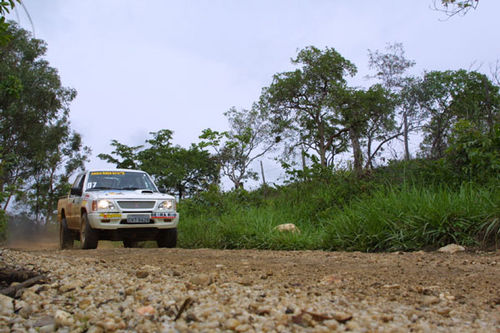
(68, 174), (85, 228)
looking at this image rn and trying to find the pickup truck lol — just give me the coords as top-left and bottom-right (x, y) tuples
(57, 169), (179, 249)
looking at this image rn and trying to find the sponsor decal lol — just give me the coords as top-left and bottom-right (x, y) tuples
(90, 171), (125, 175)
(151, 212), (176, 219)
(99, 213), (122, 219)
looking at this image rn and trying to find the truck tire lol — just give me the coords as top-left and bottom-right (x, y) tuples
(80, 212), (98, 249)
(59, 217), (74, 249)
(157, 228), (177, 248)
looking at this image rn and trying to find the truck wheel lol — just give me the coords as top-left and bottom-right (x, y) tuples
(157, 228), (177, 248)
(80, 212), (98, 249)
(59, 217), (74, 249)
(123, 240), (138, 248)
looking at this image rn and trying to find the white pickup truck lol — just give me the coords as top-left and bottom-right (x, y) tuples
(57, 169), (179, 249)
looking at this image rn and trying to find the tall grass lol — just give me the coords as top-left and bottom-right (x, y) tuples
(178, 158), (499, 251)
(321, 184), (499, 251)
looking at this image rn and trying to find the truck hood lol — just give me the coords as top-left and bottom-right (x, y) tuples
(84, 190), (175, 201)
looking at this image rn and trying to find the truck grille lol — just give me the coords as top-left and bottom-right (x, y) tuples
(117, 201), (155, 209)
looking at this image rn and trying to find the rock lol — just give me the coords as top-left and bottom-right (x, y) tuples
(332, 311), (353, 323)
(421, 296), (440, 306)
(33, 316), (55, 327)
(0, 294), (13, 316)
(225, 318), (240, 330)
(136, 305), (156, 316)
(59, 280), (83, 293)
(438, 244), (465, 254)
(135, 270), (149, 278)
(54, 309), (74, 327)
(190, 273), (212, 287)
(238, 277), (253, 286)
(274, 223), (300, 233)
(78, 298), (92, 309)
(38, 324), (56, 333)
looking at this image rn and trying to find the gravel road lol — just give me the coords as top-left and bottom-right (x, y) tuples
(0, 244), (499, 332)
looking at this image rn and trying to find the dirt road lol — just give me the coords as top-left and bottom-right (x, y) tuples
(1, 243), (499, 332)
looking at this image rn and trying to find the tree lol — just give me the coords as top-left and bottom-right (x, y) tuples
(1, 23), (87, 217)
(368, 43), (423, 161)
(433, 0), (479, 17)
(200, 104), (275, 189)
(0, 1), (20, 45)
(18, 130), (90, 224)
(344, 85), (396, 172)
(99, 130), (218, 200)
(260, 46), (357, 168)
(97, 140), (143, 169)
(419, 70), (499, 158)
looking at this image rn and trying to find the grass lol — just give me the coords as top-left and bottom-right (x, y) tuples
(177, 160), (499, 252)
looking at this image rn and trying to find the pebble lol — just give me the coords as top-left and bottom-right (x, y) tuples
(0, 248), (497, 332)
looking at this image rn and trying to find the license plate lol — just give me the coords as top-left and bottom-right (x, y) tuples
(126, 215), (150, 223)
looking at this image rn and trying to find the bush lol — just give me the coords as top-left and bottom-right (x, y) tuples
(445, 121), (500, 183)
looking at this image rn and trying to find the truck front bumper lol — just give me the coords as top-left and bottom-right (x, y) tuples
(87, 211), (179, 230)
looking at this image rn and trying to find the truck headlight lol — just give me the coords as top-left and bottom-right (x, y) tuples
(157, 200), (175, 211)
(93, 199), (116, 211)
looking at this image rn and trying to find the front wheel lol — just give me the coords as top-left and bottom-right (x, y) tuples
(80, 213), (98, 249)
(157, 228), (177, 248)
(59, 217), (74, 249)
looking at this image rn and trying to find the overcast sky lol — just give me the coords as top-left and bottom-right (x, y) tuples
(8, 0), (500, 186)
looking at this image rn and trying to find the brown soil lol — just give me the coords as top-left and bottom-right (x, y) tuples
(15, 244), (500, 310)
(4, 242), (500, 331)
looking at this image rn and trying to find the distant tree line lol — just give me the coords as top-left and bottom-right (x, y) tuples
(101, 43), (498, 196)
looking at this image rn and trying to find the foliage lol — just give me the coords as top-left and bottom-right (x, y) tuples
(368, 43), (423, 161)
(200, 104), (275, 189)
(445, 120), (500, 183)
(434, 0), (479, 16)
(0, 23), (88, 222)
(99, 130), (218, 199)
(0, 1), (20, 45)
(260, 46), (357, 168)
(419, 70), (499, 159)
(97, 140), (142, 169)
(322, 184), (498, 251)
(178, 169), (498, 251)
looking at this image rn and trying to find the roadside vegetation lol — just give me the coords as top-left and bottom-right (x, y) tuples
(1, 1), (498, 251)
(177, 157), (499, 251)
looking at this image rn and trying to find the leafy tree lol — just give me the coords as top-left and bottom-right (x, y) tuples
(99, 130), (218, 199)
(0, 23), (87, 219)
(368, 43), (423, 161)
(17, 131), (90, 223)
(97, 140), (143, 169)
(419, 70), (499, 158)
(260, 46), (357, 168)
(0, 1), (20, 45)
(261, 46), (396, 177)
(445, 120), (499, 182)
(344, 85), (396, 172)
(200, 104), (275, 189)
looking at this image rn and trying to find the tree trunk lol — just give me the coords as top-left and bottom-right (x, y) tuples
(349, 128), (363, 176)
(403, 111), (410, 161)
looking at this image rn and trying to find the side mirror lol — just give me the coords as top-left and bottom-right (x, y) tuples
(70, 187), (82, 196)
(159, 187), (167, 194)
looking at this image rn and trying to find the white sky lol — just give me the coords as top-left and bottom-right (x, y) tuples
(8, 0), (500, 187)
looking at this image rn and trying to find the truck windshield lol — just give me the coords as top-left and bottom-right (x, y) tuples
(86, 171), (157, 192)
